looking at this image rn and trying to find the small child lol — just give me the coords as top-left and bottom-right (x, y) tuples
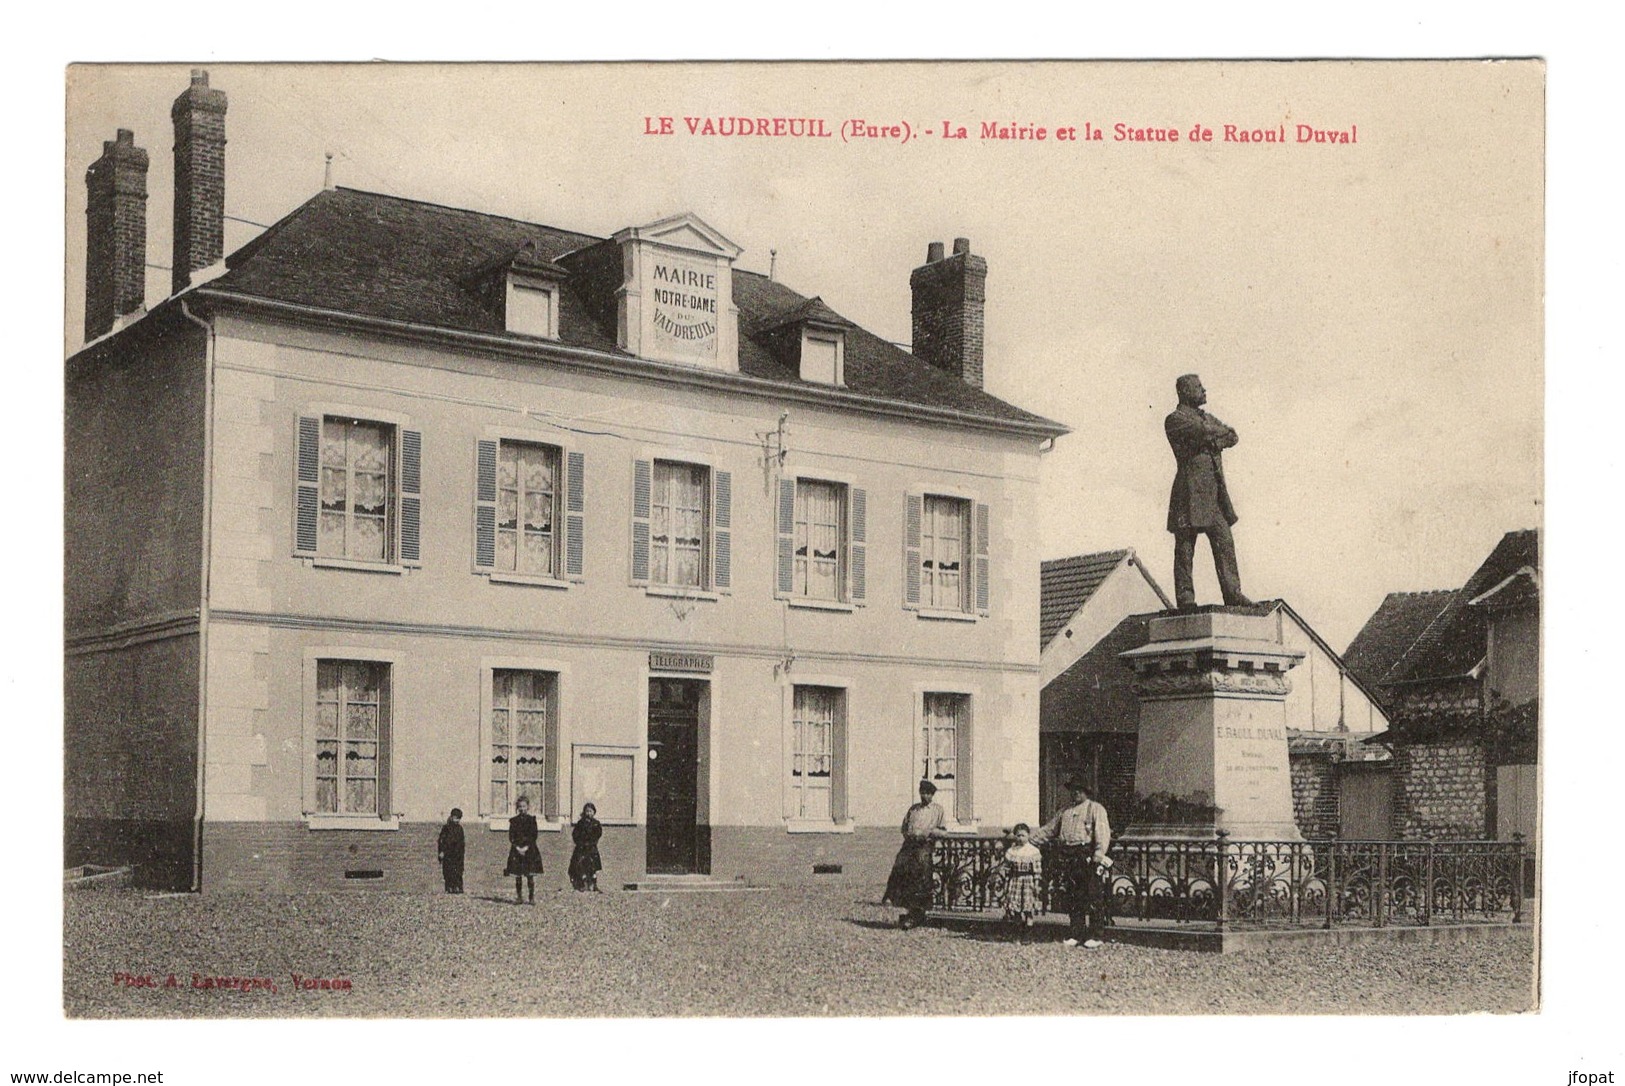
(568, 803), (603, 892)
(437, 808), (465, 894)
(1000, 823), (1044, 931)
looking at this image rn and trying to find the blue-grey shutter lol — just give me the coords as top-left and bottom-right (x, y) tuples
(712, 469), (732, 592)
(295, 415), (321, 555)
(849, 486), (867, 605)
(631, 459), (652, 583)
(399, 429), (422, 566)
(565, 449), (586, 581)
(775, 478), (796, 597)
(974, 501), (990, 615)
(903, 493), (922, 608)
(474, 439), (498, 569)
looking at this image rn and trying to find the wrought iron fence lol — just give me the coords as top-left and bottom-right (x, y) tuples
(931, 833), (1527, 929)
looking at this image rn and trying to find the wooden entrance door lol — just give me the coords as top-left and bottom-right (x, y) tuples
(1339, 766), (1394, 840)
(646, 678), (705, 874)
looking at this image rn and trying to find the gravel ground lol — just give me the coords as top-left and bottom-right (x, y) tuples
(64, 885), (1536, 1018)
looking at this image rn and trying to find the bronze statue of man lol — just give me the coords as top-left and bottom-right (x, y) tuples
(1165, 374), (1253, 608)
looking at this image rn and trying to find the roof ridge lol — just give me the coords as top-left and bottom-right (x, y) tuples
(332, 185), (606, 244)
(1042, 548), (1130, 568)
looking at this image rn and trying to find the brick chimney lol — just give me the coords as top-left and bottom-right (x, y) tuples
(170, 69), (228, 293)
(84, 129), (149, 341)
(910, 236), (986, 389)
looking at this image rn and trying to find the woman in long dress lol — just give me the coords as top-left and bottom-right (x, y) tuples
(884, 780), (945, 929)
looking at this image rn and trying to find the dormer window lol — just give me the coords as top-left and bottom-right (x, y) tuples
(800, 330), (845, 386)
(757, 296), (853, 388)
(507, 275), (560, 340)
(464, 240), (569, 342)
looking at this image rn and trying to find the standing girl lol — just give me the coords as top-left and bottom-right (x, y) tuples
(1000, 823), (1044, 932)
(504, 795), (543, 903)
(568, 802), (603, 892)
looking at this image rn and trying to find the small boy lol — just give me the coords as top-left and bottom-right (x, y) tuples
(437, 808), (465, 893)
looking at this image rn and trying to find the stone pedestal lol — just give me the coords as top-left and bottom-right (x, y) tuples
(1119, 608), (1305, 840)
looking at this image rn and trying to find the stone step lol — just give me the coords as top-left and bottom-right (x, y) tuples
(621, 875), (767, 893)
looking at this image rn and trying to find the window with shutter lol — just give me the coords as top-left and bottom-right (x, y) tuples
(297, 412), (417, 568)
(477, 438), (575, 583)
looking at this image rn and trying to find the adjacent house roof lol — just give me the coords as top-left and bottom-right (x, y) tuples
(1383, 530), (1539, 688)
(161, 186), (1064, 435)
(1342, 589), (1458, 704)
(1039, 549), (1170, 649)
(1350, 530), (1540, 732)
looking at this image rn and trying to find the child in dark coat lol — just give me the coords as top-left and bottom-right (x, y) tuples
(568, 803), (603, 891)
(504, 796), (543, 903)
(437, 808), (465, 893)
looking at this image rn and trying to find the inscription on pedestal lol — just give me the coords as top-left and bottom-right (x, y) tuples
(1121, 609), (1306, 840)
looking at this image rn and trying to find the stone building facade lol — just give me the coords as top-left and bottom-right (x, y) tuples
(65, 73), (1067, 891)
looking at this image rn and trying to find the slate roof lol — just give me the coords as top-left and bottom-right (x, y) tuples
(1039, 550), (1133, 648)
(191, 187), (1064, 433)
(1342, 589), (1458, 704)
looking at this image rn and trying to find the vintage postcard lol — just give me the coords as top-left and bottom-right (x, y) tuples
(59, 56), (1542, 1060)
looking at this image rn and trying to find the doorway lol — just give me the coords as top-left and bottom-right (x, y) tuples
(646, 677), (710, 874)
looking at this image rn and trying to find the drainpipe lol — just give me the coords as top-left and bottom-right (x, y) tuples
(179, 299), (215, 893)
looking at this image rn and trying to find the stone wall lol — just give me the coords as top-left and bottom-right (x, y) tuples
(1393, 738), (1485, 839)
(1289, 754), (1340, 840)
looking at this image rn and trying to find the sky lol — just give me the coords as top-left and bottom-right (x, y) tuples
(65, 62), (1542, 649)
(18, 14), (1622, 1086)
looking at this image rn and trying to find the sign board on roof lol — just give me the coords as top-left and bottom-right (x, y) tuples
(615, 213), (743, 372)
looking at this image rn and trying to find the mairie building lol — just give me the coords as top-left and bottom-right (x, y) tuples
(66, 72), (1068, 891)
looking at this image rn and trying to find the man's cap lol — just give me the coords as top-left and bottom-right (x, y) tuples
(918, 780), (938, 795)
(1065, 774), (1093, 790)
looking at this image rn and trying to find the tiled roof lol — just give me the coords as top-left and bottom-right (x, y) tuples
(1342, 589), (1458, 702)
(199, 187), (1063, 432)
(1384, 530), (1539, 686)
(1039, 550), (1130, 648)
(1468, 568), (1540, 611)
